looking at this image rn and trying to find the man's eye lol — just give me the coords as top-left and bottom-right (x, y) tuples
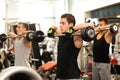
(62, 22), (65, 24)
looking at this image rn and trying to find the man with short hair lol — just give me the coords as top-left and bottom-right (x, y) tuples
(92, 18), (117, 80)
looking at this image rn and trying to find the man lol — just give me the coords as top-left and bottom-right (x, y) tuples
(9, 22), (31, 80)
(92, 18), (117, 80)
(47, 13), (94, 80)
(9, 22), (31, 67)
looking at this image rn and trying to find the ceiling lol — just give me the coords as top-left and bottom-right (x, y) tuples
(0, 0), (60, 3)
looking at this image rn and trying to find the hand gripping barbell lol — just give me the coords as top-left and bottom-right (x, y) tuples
(97, 24), (118, 33)
(32, 26), (95, 42)
(0, 31), (34, 42)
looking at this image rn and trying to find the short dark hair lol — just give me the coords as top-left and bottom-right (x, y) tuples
(18, 22), (29, 30)
(98, 18), (108, 24)
(61, 13), (76, 26)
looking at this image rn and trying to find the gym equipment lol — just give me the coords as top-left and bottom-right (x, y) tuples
(33, 26), (95, 42)
(0, 66), (43, 80)
(33, 30), (45, 42)
(2, 50), (10, 68)
(81, 26), (95, 41)
(7, 46), (15, 66)
(41, 51), (52, 63)
(0, 53), (5, 71)
(110, 57), (120, 80)
(0, 53), (5, 61)
(0, 31), (34, 42)
(97, 24), (118, 33)
(0, 26), (95, 42)
(37, 61), (57, 80)
(39, 44), (52, 63)
(31, 41), (42, 69)
(110, 24), (118, 33)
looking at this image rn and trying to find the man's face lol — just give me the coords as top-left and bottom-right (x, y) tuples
(16, 24), (26, 36)
(98, 21), (107, 27)
(59, 18), (73, 33)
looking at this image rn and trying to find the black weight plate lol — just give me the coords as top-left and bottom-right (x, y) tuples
(33, 31), (45, 42)
(0, 34), (7, 42)
(86, 27), (95, 39)
(110, 24), (118, 33)
(26, 31), (34, 41)
(81, 26), (95, 42)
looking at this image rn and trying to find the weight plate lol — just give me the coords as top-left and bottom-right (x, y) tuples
(0, 34), (7, 42)
(110, 24), (118, 33)
(33, 31), (45, 42)
(81, 26), (95, 42)
(26, 31), (34, 41)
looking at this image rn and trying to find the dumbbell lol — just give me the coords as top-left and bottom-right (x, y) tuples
(0, 31), (34, 42)
(32, 26), (95, 42)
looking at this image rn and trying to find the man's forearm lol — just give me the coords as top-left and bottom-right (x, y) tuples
(73, 23), (94, 31)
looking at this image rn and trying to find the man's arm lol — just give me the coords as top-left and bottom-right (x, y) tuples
(23, 31), (32, 48)
(73, 23), (94, 31)
(104, 24), (117, 44)
(8, 32), (17, 40)
(73, 23), (94, 48)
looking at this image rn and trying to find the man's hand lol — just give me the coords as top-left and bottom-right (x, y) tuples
(47, 28), (55, 38)
(65, 27), (75, 36)
(8, 32), (17, 38)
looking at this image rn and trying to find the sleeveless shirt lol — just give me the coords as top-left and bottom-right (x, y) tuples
(14, 38), (31, 67)
(56, 36), (81, 79)
(93, 33), (110, 63)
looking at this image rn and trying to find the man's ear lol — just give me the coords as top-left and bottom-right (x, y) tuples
(24, 27), (27, 31)
(69, 23), (74, 27)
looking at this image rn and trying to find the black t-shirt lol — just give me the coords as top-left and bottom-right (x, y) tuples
(93, 33), (110, 63)
(56, 36), (81, 79)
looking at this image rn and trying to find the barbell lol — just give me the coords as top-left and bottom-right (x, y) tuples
(0, 31), (34, 42)
(0, 24), (117, 43)
(0, 26), (95, 42)
(33, 24), (118, 42)
(32, 26), (95, 42)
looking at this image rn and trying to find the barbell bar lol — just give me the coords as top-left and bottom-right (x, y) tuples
(0, 24), (117, 43)
(32, 26), (95, 42)
(0, 26), (95, 42)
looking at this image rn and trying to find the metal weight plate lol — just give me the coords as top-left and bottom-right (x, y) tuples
(81, 26), (95, 42)
(110, 24), (118, 33)
(33, 30), (45, 42)
(0, 34), (7, 42)
(26, 31), (34, 41)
